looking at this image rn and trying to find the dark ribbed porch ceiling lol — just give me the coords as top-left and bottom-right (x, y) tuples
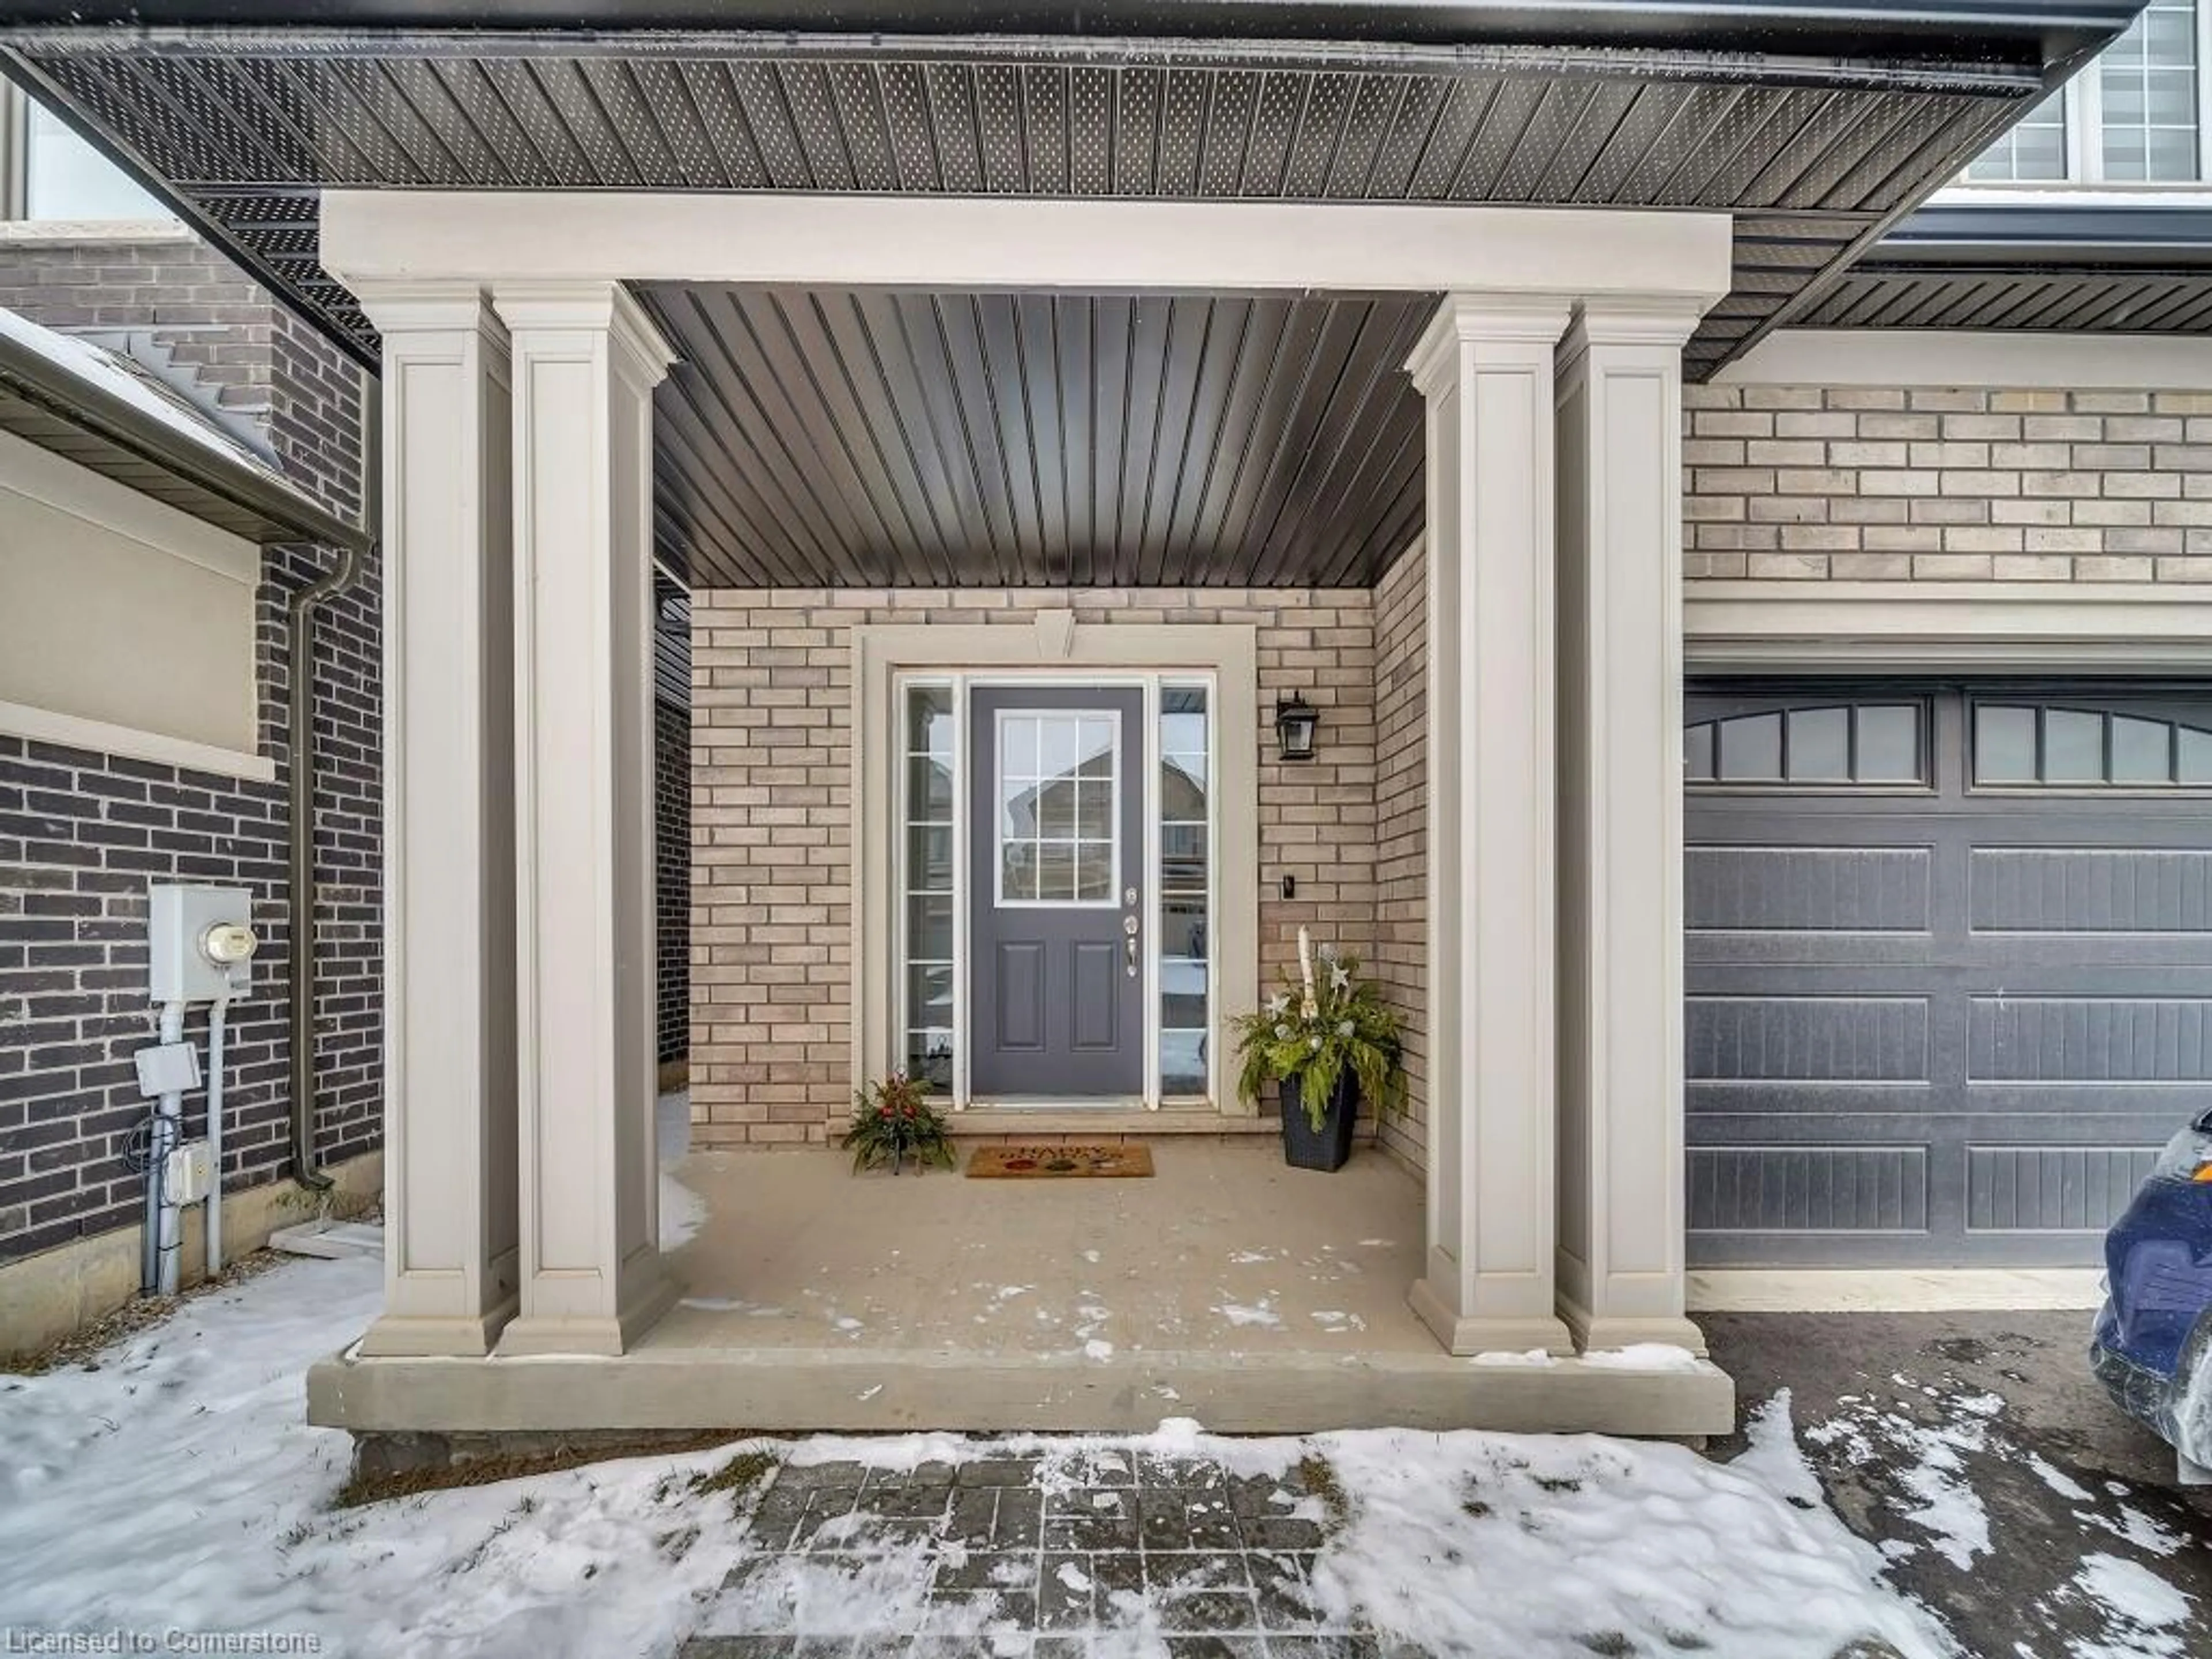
(641, 285), (1431, 589)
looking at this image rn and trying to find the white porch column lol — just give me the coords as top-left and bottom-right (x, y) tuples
(357, 286), (520, 1358)
(1406, 294), (1577, 1357)
(1552, 298), (1708, 1353)
(493, 281), (679, 1357)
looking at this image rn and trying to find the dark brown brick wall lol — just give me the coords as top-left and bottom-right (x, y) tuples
(0, 230), (380, 1267)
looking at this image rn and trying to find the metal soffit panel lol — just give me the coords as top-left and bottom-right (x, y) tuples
(1804, 204), (2212, 333)
(1800, 267), (2212, 332)
(641, 285), (1433, 589)
(0, 30), (2049, 378)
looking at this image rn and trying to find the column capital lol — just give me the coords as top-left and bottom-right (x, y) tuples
(1406, 292), (1575, 393)
(353, 280), (506, 346)
(491, 279), (676, 392)
(1565, 295), (1706, 352)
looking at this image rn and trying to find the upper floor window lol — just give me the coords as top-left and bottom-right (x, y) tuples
(1964, 0), (2209, 184)
(1, 84), (173, 223)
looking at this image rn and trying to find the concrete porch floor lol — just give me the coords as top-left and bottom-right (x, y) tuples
(308, 1127), (1732, 1440)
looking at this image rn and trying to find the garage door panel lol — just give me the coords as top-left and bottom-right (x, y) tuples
(1688, 1144), (1929, 1234)
(1687, 681), (2212, 1269)
(1967, 995), (2212, 1082)
(1965, 1144), (2166, 1233)
(1687, 843), (1931, 933)
(1969, 845), (2212, 933)
(1688, 994), (1929, 1083)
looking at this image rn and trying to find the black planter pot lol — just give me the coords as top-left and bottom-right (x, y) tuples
(1279, 1074), (1360, 1172)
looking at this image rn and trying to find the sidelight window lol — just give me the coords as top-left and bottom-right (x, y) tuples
(901, 683), (956, 1089)
(1158, 685), (1212, 1096)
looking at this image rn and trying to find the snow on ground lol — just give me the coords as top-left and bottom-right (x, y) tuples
(1, 1257), (1963, 1659)
(1789, 1356), (2203, 1658)
(2064, 1555), (2194, 1659)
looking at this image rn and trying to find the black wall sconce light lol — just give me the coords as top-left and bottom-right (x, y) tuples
(1275, 694), (1321, 763)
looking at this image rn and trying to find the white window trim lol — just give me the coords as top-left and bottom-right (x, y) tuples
(1953, 0), (2212, 187)
(0, 78), (23, 222)
(0, 81), (183, 228)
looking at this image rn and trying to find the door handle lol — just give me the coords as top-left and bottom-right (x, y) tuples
(1123, 912), (1139, 977)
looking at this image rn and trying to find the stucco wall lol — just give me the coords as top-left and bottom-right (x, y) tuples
(1683, 383), (2212, 581)
(689, 587), (1382, 1148)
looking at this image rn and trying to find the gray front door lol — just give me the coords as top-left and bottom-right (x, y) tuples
(969, 685), (1146, 1097)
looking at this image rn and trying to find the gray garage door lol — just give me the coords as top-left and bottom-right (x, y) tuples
(1685, 682), (2212, 1267)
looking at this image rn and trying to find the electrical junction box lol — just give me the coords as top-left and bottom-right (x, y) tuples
(149, 884), (256, 1003)
(134, 1040), (202, 1099)
(165, 1139), (213, 1205)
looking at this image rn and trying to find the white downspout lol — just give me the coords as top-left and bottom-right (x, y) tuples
(205, 995), (229, 1279)
(153, 999), (186, 1297)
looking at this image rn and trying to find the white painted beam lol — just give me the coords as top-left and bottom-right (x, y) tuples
(1684, 580), (2212, 671)
(1720, 328), (2212, 389)
(321, 192), (1733, 302)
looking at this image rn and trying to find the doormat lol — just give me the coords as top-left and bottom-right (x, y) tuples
(965, 1143), (1155, 1179)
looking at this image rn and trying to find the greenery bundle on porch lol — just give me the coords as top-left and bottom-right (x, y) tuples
(842, 1071), (957, 1173)
(1230, 929), (1406, 1132)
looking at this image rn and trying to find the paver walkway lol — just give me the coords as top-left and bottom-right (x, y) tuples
(680, 1446), (1382, 1658)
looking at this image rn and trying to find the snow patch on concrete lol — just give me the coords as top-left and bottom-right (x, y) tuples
(1581, 1343), (1705, 1373)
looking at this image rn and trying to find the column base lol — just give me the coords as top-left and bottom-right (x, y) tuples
(495, 1269), (680, 1358)
(358, 1297), (518, 1359)
(1408, 1278), (1576, 1358)
(1560, 1298), (1710, 1357)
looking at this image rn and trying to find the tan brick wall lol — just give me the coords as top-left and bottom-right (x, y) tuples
(691, 587), (1382, 1148)
(1371, 544), (1427, 1172)
(1684, 384), (2212, 582)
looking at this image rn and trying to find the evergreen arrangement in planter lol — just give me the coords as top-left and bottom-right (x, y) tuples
(1230, 928), (1406, 1172)
(841, 1071), (957, 1174)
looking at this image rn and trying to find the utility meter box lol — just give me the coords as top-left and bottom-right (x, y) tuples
(149, 884), (256, 1003)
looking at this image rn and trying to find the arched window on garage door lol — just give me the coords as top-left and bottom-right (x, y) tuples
(1683, 698), (1928, 787)
(1972, 698), (2212, 789)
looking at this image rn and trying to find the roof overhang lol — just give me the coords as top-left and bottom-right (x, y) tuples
(0, 7), (2134, 380)
(0, 3), (2147, 66)
(1800, 200), (2212, 332)
(0, 313), (365, 547)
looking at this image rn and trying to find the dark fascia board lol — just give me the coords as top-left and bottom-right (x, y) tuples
(0, 326), (366, 549)
(1873, 202), (2212, 266)
(0, 2), (2136, 70)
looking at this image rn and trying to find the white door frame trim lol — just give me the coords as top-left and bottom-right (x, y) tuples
(1685, 580), (2212, 672)
(855, 619), (1259, 1118)
(321, 191), (1733, 302)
